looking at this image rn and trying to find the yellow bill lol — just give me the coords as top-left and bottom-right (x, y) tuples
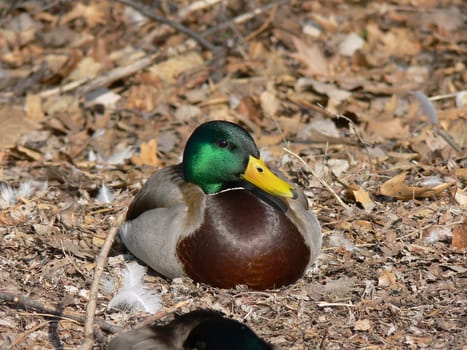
(241, 155), (297, 199)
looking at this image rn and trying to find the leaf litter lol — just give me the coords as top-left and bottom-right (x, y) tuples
(0, 0), (465, 349)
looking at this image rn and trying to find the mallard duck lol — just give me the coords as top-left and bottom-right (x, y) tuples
(108, 309), (276, 350)
(119, 120), (321, 290)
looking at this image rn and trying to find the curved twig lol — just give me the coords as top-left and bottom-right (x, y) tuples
(115, 0), (221, 54)
(79, 211), (126, 350)
(0, 291), (121, 334)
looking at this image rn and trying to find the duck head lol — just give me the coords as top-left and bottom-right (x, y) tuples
(183, 120), (297, 199)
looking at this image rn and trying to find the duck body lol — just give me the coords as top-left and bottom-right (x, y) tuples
(119, 121), (322, 290)
(107, 309), (275, 350)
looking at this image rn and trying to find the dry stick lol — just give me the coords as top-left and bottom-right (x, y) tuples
(115, 0), (221, 54)
(139, 300), (192, 328)
(38, 79), (86, 98)
(202, 0), (290, 37)
(282, 147), (351, 212)
(39, 52), (160, 98)
(79, 213), (125, 350)
(0, 291), (121, 334)
(77, 51), (160, 95)
(436, 128), (463, 153)
(317, 302), (354, 307)
(144, 0), (222, 43)
(243, 3), (278, 42)
(11, 320), (50, 348)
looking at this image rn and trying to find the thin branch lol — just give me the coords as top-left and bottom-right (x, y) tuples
(0, 291), (121, 334)
(39, 52), (160, 98)
(428, 91), (463, 101)
(79, 211), (126, 350)
(202, 0), (290, 37)
(11, 320), (51, 348)
(317, 302), (354, 307)
(436, 128), (463, 153)
(139, 300), (192, 327)
(77, 52), (160, 95)
(38, 78), (87, 98)
(283, 147), (351, 212)
(243, 3), (278, 42)
(115, 0), (221, 54)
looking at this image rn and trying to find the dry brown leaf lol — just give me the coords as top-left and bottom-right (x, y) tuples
(366, 118), (410, 141)
(380, 172), (453, 200)
(237, 96), (262, 122)
(131, 139), (159, 166)
(353, 187), (376, 213)
(126, 85), (159, 112)
(366, 23), (421, 60)
(260, 90), (280, 117)
(25, 94), (44, 121)
(41, 49), (83, 85)
(291, 37), (328, 76)
(15, 145), (43, 161)
(149, 52), (204, 84)
(68, 57), (102, 81)
(354, 319), (372, 331)
(62, 3), (107, 27)
(4, 13), (41, 45)
(378, 269), (397, 288)
(454, 189), (467, 209)
(92, 235), (106, 248)
(451, 222), (466, 250)
(0, 106), (40, 149)
(296, 78), (351, 106)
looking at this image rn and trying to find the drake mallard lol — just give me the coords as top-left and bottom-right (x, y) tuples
(119, 120), (321, 290)
(108, 309), (276, 350)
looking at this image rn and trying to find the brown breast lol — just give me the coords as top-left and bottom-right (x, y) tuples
(176, 189), (310, 290)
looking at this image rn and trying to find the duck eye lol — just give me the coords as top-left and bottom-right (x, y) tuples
(216, 139), (229, 148)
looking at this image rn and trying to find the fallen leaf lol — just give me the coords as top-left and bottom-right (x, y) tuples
(0, 106), (40, 149)
(68, 56), (102, 81)
(454, 189), (467, 209)
(25, 94), (44, 121)
(323, 276), (356, 297)
(291, 37), (328, 76)
(295, 78), (351, 106)
(62, 2), (107, 27)
(4, 13), (42, 45)
(260, 90), (280, 117)
(237, 96), (262, 122)
(366, 118), (410, 141)
(297, 119), (345, 143)
(131, 139), (159, 166)
(126, 85), (159, 112)
(380, 172), (453, 200)
(338, 32), (365, 57)
(353, 187), (376, 213)
(378, 269), (397, 288)
(149, 52), (204, 84)
(15, 145), (43, 161)
(92, 235), (106, 248)
(327, 159), (349, 177)
(354, 319), (372, 331)
(451, 222), (466, 250)
(174, 104), (202, 121)
(366, 23), (421, 61)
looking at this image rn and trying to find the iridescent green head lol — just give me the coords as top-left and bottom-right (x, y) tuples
(183, 120), (296, 198)
(184, 316), (273, 350)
